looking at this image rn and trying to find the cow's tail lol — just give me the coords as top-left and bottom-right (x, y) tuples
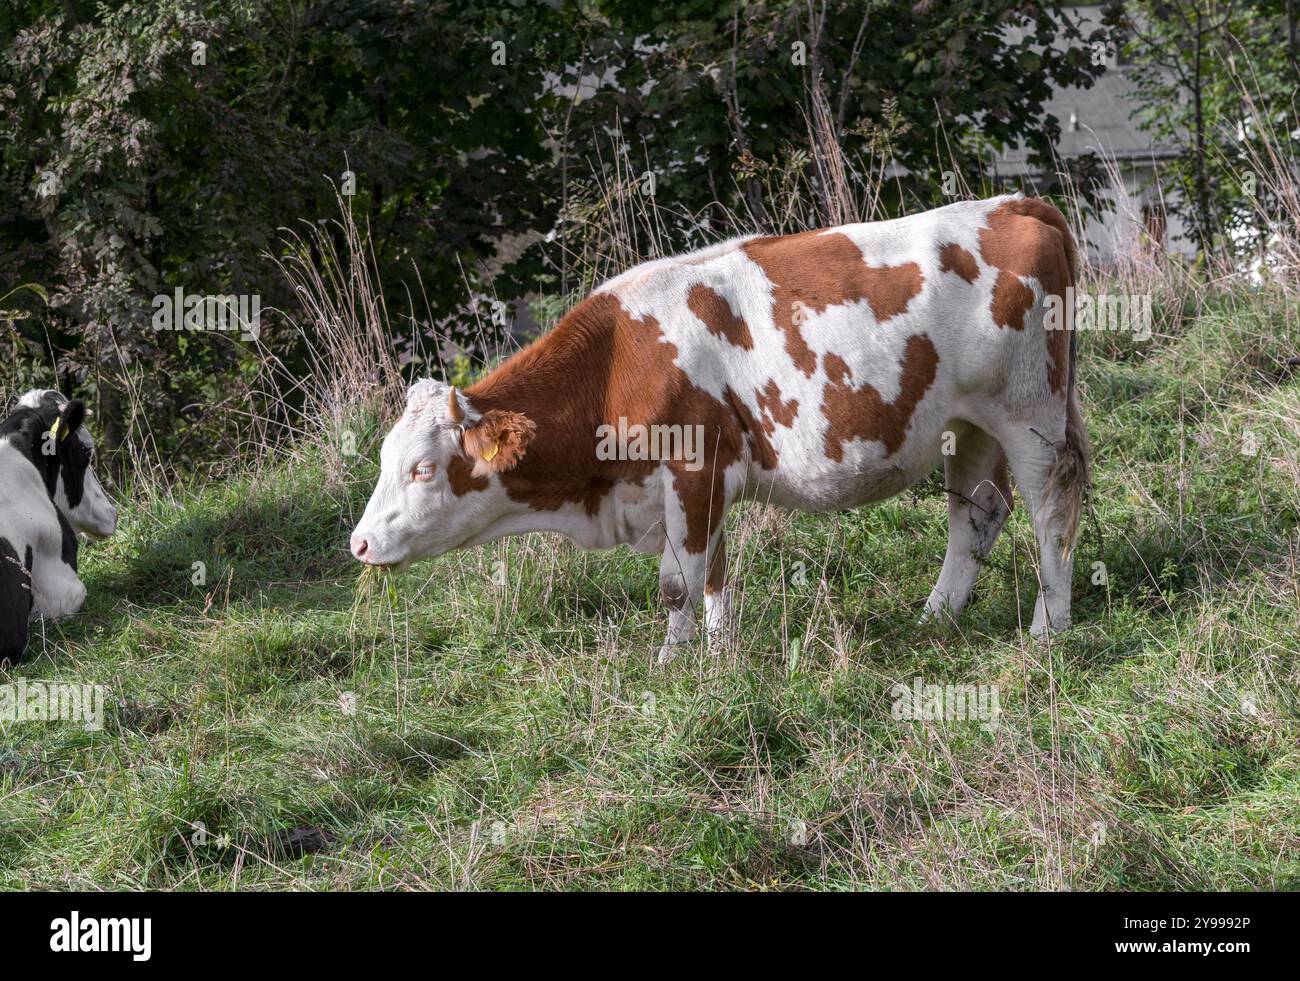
(1047, 332), (1091, 555)
(1032, 198), (1091, 556)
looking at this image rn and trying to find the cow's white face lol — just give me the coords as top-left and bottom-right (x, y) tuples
(18, 390), (118, 540)
(350, 381), (533, 569)
(58, 428), (118, 540)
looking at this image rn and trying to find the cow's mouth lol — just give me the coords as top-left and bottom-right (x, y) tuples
(358, 555), (411, 573)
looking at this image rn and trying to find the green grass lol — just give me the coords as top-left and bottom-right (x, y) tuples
(2, 284), (1298, 890)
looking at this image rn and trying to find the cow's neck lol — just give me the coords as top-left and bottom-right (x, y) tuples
(461, 294), (666, 545)
(465, 293), (615, 434)
(467, 294), (638, 489)
(0, 408), (60, 494)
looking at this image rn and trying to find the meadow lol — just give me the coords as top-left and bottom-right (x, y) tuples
(2, 256), (1297, 890)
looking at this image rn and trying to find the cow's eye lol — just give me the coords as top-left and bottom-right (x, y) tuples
(412, 462), (436, 482)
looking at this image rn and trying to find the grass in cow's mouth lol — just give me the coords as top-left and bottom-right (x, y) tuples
(0, 279), (1297, 891)
(356, 563), (401, 612)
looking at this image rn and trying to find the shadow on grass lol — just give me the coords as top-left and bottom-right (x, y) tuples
(37, 479), (364, 649)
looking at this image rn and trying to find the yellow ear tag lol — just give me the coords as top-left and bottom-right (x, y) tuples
(49, 418), (61, 441)
(482, 440), (500, 462)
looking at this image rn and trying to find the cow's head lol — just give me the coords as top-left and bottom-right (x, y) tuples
(350, 380), (535, 569)
(17, 389), (118, 540)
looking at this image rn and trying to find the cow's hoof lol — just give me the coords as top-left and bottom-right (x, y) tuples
(655, 641), (679, 665)
(918, 603), (945, 626)
(1028, 618), (1070, 641)
(704, 623), (732, 656)
(919, 601), (962, 629)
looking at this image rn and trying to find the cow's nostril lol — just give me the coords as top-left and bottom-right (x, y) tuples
(351, 535), (369, 559)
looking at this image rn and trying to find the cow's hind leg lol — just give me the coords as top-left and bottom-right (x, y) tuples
(922, 424), (1013, 625)
(991, 405), (1086, 638)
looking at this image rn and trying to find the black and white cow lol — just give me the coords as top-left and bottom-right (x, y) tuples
(0, 390), (118, 663)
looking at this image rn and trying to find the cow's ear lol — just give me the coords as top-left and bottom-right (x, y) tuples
(52, 400), (86, 445)
(462, 410), (535, 476)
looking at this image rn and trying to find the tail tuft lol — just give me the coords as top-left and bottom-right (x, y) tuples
(1045, 384), (1091, 556)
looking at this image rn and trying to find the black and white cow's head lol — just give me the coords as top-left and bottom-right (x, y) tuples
(7, 390), (118, 539)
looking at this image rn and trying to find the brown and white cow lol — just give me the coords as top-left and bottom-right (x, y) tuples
(351, 194), (1090, 660)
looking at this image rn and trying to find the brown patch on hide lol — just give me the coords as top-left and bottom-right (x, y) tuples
(743, 231), (924, 377)
(820, 335), (940, 461)
(687, 284), (753, 350)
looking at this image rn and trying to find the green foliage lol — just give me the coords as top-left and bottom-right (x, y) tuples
(558, 0), (1113, 262)
(2, 0), (1117, 461)
(0, 0), (592, 453)
(1117, 0), (1300, 258)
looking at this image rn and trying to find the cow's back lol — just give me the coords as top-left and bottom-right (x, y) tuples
(596, 195), (1068, 510)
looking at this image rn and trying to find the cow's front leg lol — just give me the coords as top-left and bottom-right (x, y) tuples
(702, 532), (729, 641)
(31, 561), (86, 620)
(656, 480), (728, 664)
(657, 536), (728, 663)
(657, 540), (702, 664)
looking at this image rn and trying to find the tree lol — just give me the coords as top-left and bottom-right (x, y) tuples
(0, 0), (595, 457)
(2, 0), (1120, 464)
(530, 1), (1118, 284)
(1118, 0), (1299, 259)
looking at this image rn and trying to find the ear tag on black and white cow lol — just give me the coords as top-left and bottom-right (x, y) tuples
(43, 419), (60, 455)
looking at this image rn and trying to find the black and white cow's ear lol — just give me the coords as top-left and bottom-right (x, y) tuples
(445, 386), (466, 425)
(51, 400), (87, 446)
